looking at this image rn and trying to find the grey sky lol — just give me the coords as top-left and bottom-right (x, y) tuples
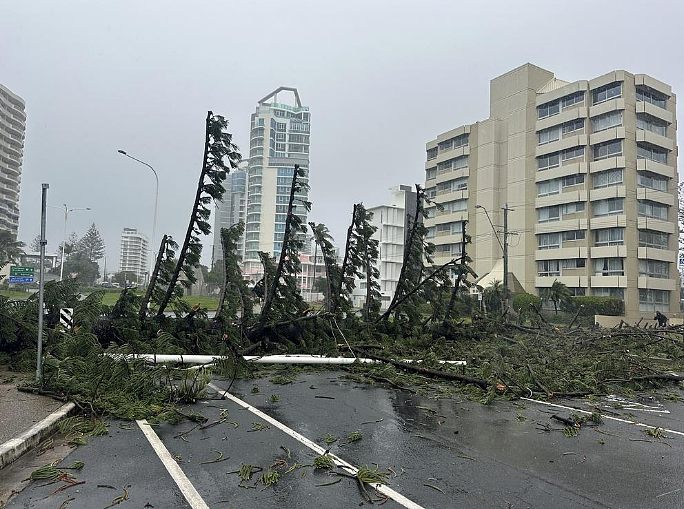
(4, 0), (683, 270)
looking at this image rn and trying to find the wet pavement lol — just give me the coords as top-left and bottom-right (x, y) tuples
(3, 371), (683, 509)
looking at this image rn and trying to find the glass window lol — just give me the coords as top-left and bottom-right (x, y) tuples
(426, 168), (437, 180)
(636, 114), (667, 136)
(436, 223), (451, 232)
(437, 156), (468, 172)
(568, 287), (586, 296)
(594, 287), (624, 299)
(594, 258), (624, 276)
(636, 86), (667, 109)
(538, 126), (561, 145)
(592, 110), (623, 132)
(595, 228), (624, 246)
(537, 179), (561, 197)
(537, 152), (560, 170)
(561, 91), (584, 108)
(593, 198), (623, 216)
(637, 172), (667, 191)
(562, 230), (585, 242)
(427, 147), (438, 160)
(638, 200), (668, 220)
(637, 143), (668, 164)
(639, 259), (669, 279)
(537, 232), (560, 250)
(426, 226), (435, 239)
(562, 174), (584, 187)
(594, 139), (622, 160)
(639, 289), (669, 312)
(638, 230), (668, 249)
(452, 221), (464, 234)
(593, 169), (623, 189)
(562, 118), (584, 134)
(276, 122), (287, 132)
(425, 186), (436, 198)
(562, 202), (585, 215)
(537, 100), (560, 119)
(562, 258), (586, 269)
(538, 205), (560, 223)
(592, 82), (622, 104)
(537, 260), (560, 277)
(562, 146), (584, 161)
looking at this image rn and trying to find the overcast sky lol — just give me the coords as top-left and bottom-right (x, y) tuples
(4, 0), (683, 271)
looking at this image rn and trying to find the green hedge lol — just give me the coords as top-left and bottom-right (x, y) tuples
(512, 293), (542, 313)
(562, 296), (624, 316)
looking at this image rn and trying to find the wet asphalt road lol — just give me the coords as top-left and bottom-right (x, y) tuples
(4, 371), (683, 509)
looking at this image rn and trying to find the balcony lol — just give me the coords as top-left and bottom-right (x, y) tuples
(535, 246), (587, 261)
(637, 217), (675, 234)
(536, 107), (588, 132)
(588, 98), (625, 118)
(636, 188), (674, 207)
(590, 185), (626, 201)
(637, 247), (677, 263)
(535, 134), (587, 158)
(637, 277), (677, 291)
(590, 275), (627, 288)
(435, 168), (468, 184)
(590, 245), (627, 259)
(433, 145), (469, 166)
(535, 218), (587, 234)
(534, 162), (587, 183)
(589, 126), (625, 146)
(636, 130), (674, 152)
(636, 101), (673, 124)
(589, 214), (626, 230)
(536, 275), (588, 288)
(535, 190), (587, 209)
(636, 158), (674, 178)
(436, 189), (468, 202)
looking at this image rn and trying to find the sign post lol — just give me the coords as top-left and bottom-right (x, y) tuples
(9, 266), (34, 284)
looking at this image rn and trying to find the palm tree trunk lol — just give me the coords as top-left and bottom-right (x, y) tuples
(335, 204), (358, 313)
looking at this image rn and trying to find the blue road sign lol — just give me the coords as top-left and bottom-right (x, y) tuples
(9, 276), (34, 283)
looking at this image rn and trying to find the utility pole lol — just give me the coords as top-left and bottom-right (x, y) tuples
(36, 183), (49, 383)
(502, 203), (512, 306)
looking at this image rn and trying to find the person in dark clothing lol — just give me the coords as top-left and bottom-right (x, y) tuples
(654, 311), (668, 327)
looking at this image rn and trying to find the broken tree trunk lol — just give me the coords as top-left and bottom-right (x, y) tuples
(140, 235), (168, 322)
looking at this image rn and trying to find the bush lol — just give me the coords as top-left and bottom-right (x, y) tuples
(512, 293), (542, 313)
(563, 296), (624, 316)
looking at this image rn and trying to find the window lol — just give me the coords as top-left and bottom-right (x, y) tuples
(275, 214), (287, 223)
(426, 226), (435, 239)
(275, 205), (288, 213)
(592, 110), (623, 132)
(637, 143), (668, 164)
(562, 91), (585, 108)
(274, 223), (285, 232)
(538, 260), (560, 277)
(639, 289), (669, 312)
(538, 205), (560, 223)
(276, 176), (291, 185)
(276, 122), (287, 132)
(452, 177), (468, 191)
(435, 244), (451, 253)
(426, 168), (437, 180)
(562, 202), (585, 215)
(427, 147), (438, 160)
(636, 114), (667, 136)
(452, 222), (464, 234)
(594, 288), (624, 299)
(275, 142), (286, 151)
(275, 195), (289, 204)
(444, 199), (467, 212)
(594, 139), (622, 160)
(538, 126), (561, 145)
(636, 86), (667, 109)
(425, 186), (436, 198)
(425, 207), (435, 219)
(638, 200), (668, 220)
(592, 82), (622, 104)
(537, 100), (560, 119)
(562, 174), (585, 187)
(562, 230), (585, 242)
(537, 179), (561, 197)
(277, 167), (295, 176)
(595, 228), (624, 246)
(276, 186), (291, 194)
(436, 223), (451, 232)
(595, 258), (624, 276)
(639, 259), (669, 279)
(593, 169), (623, 189)
(437, 156), (468, 172)
(568, 287), (586, 296)
(562, 146), (584, 161)
(562, 259), (586, 269)
(273, 233), (284, 242)
(593, 198), (623, 216)
(537, 152), (560, 170)
(639, 230), (668, 249)
(537, 232), (560, 250)
(563, 118), (584, 134)
(289, 134), (309, 143)
(637, 172), (667, 192)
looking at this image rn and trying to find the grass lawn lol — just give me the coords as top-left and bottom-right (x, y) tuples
(1, 288), (220, 310)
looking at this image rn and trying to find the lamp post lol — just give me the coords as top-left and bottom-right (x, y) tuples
(50, 204), (91, 281)
(475, 204), (511, 304)
(118, 150), (158, 281)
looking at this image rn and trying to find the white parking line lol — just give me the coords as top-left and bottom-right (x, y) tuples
(136, 420), (211, 509)
(208, 383), (427, 509)
(521, 397), (684, 437)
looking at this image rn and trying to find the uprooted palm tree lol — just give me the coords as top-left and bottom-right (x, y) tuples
(540, 280), (571, 315)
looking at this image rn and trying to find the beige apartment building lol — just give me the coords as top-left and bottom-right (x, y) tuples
(424, 63), (680, 319)
(0, 84), (26, 235)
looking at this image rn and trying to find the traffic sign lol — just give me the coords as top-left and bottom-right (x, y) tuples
(10, 266), (34, 277)
(60, 308), (74, 330)
(9, 276), (34, 283)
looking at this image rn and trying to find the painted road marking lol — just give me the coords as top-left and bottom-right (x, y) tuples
(522, 397), (684, 437)
(136, 420), (211, 509)
(208, 383), (427, 509)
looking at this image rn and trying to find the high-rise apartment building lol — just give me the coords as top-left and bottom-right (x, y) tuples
(425, 63), (680, 319)
(352, 185), (418, 309)
(212, 161), (248, 266)
(243, 87), (311, 281)
(0, 84), (26, 235)
(119, 228), (150, 283)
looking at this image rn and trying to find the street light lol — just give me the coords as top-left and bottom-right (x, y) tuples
(117, 150), (159, 282)
(49, 204), (91, 281)
(474, 205), (503, 251)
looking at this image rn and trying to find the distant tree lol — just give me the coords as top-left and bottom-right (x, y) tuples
(540, 280), (571, 315)
(29, 234), (41, 252)
(63, 252), (100, 286)
(0, 231), (24, 263)
(58, 232), (80, 260)
(353, 204), (381, 319)
(484, 280), (505, 315)
(112, 270), (137, 286)
(79, 223), (105, 262)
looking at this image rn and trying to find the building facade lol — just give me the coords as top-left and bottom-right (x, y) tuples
(0, 84), (26, 235)
(424, 63), (680, 319)
(212, 161), (248, 266)
(352, 185), (418, 310)
(243, 87), (311, 282)
(119, 228), (150, 283)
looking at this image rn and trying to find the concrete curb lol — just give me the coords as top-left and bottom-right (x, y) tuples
(0, 401), (77, 470)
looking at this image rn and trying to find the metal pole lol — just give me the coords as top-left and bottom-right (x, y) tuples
(502, 203), (510, 305)
(311, 240), (318, 303)
(36, 183), (49, 383)
(59, 205), (67, 281)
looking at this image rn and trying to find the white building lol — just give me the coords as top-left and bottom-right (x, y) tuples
(0, 84), (26, 235)
(119, 228), (150, 283)
(212, 161), (248, 265)
(352, 185), (417, 310)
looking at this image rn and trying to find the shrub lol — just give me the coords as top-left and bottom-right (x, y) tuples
(512, 293), (542, 313)
(563, 296), (624, 316)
